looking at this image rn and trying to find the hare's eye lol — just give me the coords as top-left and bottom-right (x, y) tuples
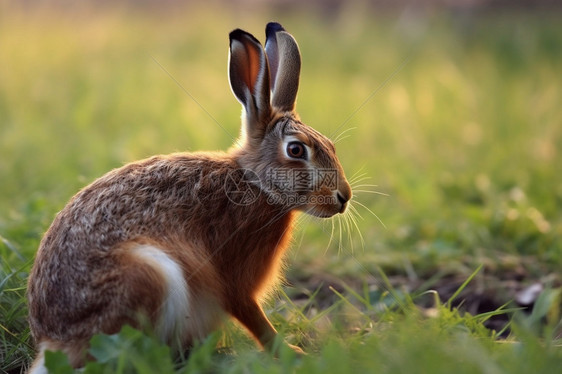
(286, 141), (307, 160)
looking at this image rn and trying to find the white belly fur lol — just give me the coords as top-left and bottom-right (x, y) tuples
(132, 244), (223, 349)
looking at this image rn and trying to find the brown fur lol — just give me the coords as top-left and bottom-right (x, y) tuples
(27, 23), (351, 370)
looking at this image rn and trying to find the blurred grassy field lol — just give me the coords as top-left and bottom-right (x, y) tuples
(1, 2), (562, 373)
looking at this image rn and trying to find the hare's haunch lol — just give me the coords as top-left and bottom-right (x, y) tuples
(27, 22), (351, 371)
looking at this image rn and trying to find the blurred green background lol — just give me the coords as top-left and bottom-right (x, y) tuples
(1, 0), (561, 371)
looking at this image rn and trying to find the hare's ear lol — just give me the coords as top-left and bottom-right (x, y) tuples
(265, 22), (301, 112)
(229, 29), (271, 140)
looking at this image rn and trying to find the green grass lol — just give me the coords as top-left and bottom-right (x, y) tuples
(1, 3), (562, 373)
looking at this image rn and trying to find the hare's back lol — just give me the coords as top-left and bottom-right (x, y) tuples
(39, 152), (235, 256)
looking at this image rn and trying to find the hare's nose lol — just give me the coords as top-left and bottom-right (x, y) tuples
(337, 192), (349, 213)
(336, 179), (352, 213)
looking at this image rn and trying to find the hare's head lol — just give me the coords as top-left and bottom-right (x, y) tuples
(228, 22), (351, 218)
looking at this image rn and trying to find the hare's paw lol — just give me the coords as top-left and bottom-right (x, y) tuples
(287, 343), (306, 356)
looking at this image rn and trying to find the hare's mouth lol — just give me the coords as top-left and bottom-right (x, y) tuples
(302, 205), (341, 219)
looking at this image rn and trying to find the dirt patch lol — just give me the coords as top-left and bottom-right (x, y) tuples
(287, 267), (562, 336)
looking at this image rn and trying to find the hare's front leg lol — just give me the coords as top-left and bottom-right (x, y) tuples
(230, 299), (277, 348)
(229, 299), (304, 355)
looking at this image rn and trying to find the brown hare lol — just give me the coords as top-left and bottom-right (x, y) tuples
(27, 22), (351, 372)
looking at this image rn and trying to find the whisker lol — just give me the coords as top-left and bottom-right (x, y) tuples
(296, 209), (343, 255)
(348, 203), (364, 221)
(350, 183), (379, 188)
(352, 190), (390, 197)
(325, 216), (335, 255)
(346, 214), (357, 252)
(333, 134), (351, 144)
(348, 172), (370, 185)
(337, 214), (344, 255)
(346, 209), (365, 250)
(342, 212), (354, 253)
(352, 200), (387, 229)
(332, 127), (357, 144)
(350, 179), (373, 188)
(348, 167), (368, 180)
